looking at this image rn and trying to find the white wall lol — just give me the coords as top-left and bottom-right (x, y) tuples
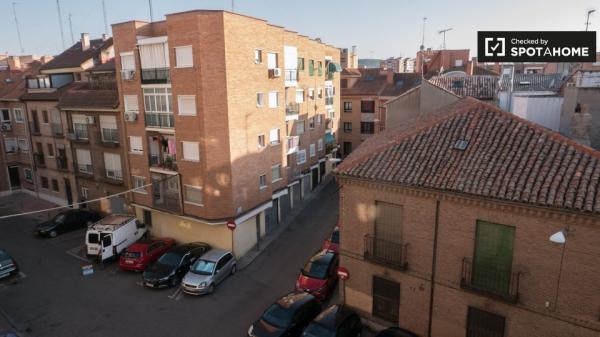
(511, 95), (564, 131)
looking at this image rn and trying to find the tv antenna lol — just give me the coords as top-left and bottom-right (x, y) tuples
(148, 0), (154, 22)
(68, 13), (75, 44)
(438, 27), (453, 50)
(56, 0), (66, 49)
(420, 17), (427, 51)
(102, 0), (109, 35)
(12, 2), (25, 53)
(585, 9), (595, 31)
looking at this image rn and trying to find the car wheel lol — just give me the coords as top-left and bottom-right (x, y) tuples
(49, 230), (57, 238)
(230, 264), (236, 275)
(207, 284), (215, 294)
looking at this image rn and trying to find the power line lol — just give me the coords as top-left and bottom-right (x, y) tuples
(68, 13), (75, 45)
(11, 2), (24, 53)
(101, 0), (109, 35)
(56, 0), (66, 49)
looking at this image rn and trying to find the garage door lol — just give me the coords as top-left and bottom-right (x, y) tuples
(311, 167), (319, 190)
(319, 161), (326, 180)
(265, 204), (277, 234)
(291, 183), (301, 207)
(280, 192), (291, 221)
(302, 175), (311, 197)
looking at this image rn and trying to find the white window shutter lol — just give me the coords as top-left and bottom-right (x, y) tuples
(268, 92), (279, 108)
(269, 128), (280, 144)
(99, 115), (117, 129)
(129, 136), (143, 153)
(120, 52), (135, 70)
(178, 95), (197, 116)
(182, 141), (199, 161)
(124, 95), (139, 112)
(176, 46), (193, 68)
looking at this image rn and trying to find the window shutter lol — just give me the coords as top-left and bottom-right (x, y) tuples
(182, 141), (199, 161)
(99, 115), (117, 129)
(120, 52), (135, 70)
(124, 95), (139, 112)
(267, 53), (277, 69)
(269, 128), (280, 143)
(103, 153), (121, 171)
(268, 91), (279, 108)
(129, 136), (143, 153)
(177, 95), (197, 116)
(175, 46), (193, 68)
(76, 149), (92, 165)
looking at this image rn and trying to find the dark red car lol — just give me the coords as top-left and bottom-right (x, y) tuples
(119, 238), (175, 271)
(322, 226), (339, 253)
(295, 250), (339, 300)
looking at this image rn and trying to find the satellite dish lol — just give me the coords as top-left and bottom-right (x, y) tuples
(549, 230), (566, 244)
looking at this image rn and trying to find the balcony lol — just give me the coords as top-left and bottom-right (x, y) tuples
(145, 112), (174, 129)
(33, 153), (46, 168)
(285, 103), (300, 121)
(51, 123), (64, 137)
(151, 174), (181, 213)
(149, 154), (177, 172)
(286, 136), (300, 155)
(1, 121), (12, 132)
(56, 157), (69, 171)
(29, 121), (41, 135)
(104, 169), (124, 184)
(325, 97), (334, 106)
(364, 234), (408, 271)
(284, 69), (298, 87)
(76, 163), (93, 176)
(141, 68), (170, 84)
(461, 258), (520, 303)
(97, 129), (119, 147)
(68, 125), (89, 143)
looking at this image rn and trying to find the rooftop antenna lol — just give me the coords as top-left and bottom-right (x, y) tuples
(11, 2), (25, 53)
(438, 27), (453, 50)
(56, 0), (66, 49)
(420, 17), (427, 51)
(231, 0), (234, 12)
(585, 9), (595, 31)
(102, 0), (109, 35)
(148, 0), (154, 22)
(68, 13), (75, 45)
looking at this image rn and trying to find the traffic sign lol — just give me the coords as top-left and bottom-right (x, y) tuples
(337, 266), (349, 280)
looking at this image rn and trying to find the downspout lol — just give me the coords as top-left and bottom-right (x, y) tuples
(427, 199), (440, 337)
(23, 101), (40, 199)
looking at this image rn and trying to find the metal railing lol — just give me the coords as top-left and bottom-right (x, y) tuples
(461, 258), (520, 303)
(145, 112), (174, 128)
(286, 103), (300, 116)
(149, 154), (177, 171)
(325, 97), (334, 106)
(51, 123), (64, 137)
(364, 234), (408, 270)
(77, 163), (93, 175)
(70, 124), (89, 141)
(105, 169), (123, 181)
(100, 128), (119, 144)
(141, 67), (170, 84)
(284, 69), (298, 82)
(56, 157), (68, 171)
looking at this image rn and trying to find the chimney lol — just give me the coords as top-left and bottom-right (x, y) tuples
(81, 33), (90, 51)
(386, 69), (395, 84)
(102, 33), (108, 41)
(570, 103), (592, 147)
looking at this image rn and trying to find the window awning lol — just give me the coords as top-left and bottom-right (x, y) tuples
(328, 62), (342, 73)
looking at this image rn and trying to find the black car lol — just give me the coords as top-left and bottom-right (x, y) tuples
(35, 209), (102, 238)
(142, 242), (211, 288)
(301, 305), (362, 337)
(374, 327), (419, 337)
(249, 292), (322, 337)
(0, 249), (19, 279)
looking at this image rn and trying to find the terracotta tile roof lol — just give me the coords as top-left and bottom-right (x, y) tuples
(58, 84), (118, 110)
(336, 97), (600, 214)
(341, 68), (421, 97)
(428, 75), (498, 100)
(380, 73), (422, 97)
(499, 73), (566, 92)
(41, 38), (113, 71)
(341, 68), (361, 76)
(0, 62), (43, 101)
(89, 59), (115, 72)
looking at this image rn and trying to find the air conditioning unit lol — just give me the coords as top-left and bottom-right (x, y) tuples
(1, 123), (12, 132)
(121, 70), (135, 81)
(269, 68), (282, 78)
(125, 112), (138, 122)
(86, 116), (95, 124)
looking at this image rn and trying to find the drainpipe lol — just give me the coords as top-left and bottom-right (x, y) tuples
(427, 199), (440, 337)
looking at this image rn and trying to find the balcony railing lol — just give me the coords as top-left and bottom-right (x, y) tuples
(149, 154), (177, 171)
(29, 121), (41, 135)
(33, 153), (46, 168)
(105, 169), (123, 182)
(77, 163), (93, 175)
(325, 97), (334, 106)
(145, 112), (174, 129)
(98, 129), (119, 146)
(461, 258), (520, 303)
(284, 69), (298, 82)
(56, 157), (69, 171)
(141, 67), (170, 84)
(364, 234), (408, 270)
(151, 176), (181, 213)
(69, 124), (89, 142)
(51, 123), (64, 137)
(286, 103), (300, 116)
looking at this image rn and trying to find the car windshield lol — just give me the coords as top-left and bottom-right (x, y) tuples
(157, 253), (181, 266)
(53, 213), (67, 224)
(262, 303), (294, 329)
(302, 324), (334, 337)
(190, 260), (215, 275)
(88, 233), (99, 244)
(0, 250), (9, 261)
(123, 251), (141, 259)
(302, 260), (329, 279)
(330, 230), (339, 244)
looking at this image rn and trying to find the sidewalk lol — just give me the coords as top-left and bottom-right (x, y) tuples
(0, 192), (59, 222)
(238, 175), (336, 270)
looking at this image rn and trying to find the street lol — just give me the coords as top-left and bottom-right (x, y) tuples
(0, 182), (340, 337)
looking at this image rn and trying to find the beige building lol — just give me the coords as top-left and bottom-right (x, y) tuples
(112, 10), (341, 257)
(335, 97), (600, 337)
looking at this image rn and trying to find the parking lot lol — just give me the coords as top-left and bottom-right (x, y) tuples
(0, 182), (352, 337)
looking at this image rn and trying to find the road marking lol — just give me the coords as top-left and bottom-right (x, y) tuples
(136, 281), (145, 287)
(65, 245), (91, 263)
(168, 286), (182, 300)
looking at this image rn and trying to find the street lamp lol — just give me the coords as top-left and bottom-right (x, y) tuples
(549, 227), (573, 311)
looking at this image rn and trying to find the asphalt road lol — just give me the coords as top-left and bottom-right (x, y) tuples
(0, 181), (340, 337)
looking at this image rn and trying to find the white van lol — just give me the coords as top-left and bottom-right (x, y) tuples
(85, 215), (146, 261)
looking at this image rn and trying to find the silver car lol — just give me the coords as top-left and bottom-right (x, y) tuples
(181, 248), (236, 295)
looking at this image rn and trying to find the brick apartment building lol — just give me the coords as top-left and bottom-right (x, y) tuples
(340, 68), (420, 156)
(112, 10), (341, 257)
(20, 34), (114, 206)
(335, 98), (600, 337)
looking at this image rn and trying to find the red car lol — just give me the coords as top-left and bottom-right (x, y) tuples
(322, 226), (339, 253)
(295, 250), (339, 300)
(119, 238), (175, 271)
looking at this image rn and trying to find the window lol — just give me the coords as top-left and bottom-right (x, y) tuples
(318, 88), (323, 99)
(256, 93), (265, 107)
(258, 134), (266, 148)
(120, 52), (135, 70)
(177, 95), (197, 116)
(175, 46), (193, 68)
(297, 149), (307, 164)
(184, 185), (203, 205)
(375, 201), (403, 244)
(268, 91), (279, 108)
(372, 276), (400, 323)
(343, 142), (352, 155)
(254, 49), (262, 64)
(317, 61), (323, 76)
(42, 110), (49, 123)
(41, 176), (49, 189)
(13, 108), (23, 123)
(269, 128), (280, 145)
(341, 79), (348, 88)
(271, 165), (281, 182)
(259, 174), (267, 189)
(466, 307), (505, 337)
(308, 60), (315, 76)
(75, 149), (92, 173)
(132, 176), (147, 194)
(124, 95), (139, 113)
(51, 179), (59, 192)
(27, 77), (50, 89)
(24, 168), (32, 182)
(309, 143), (316, 157)
(308, 88), (315, 100)
(315, 114), (322, 126)
(143, 87), (173, 114)
(455, 59), (464, 67)
(46, 143), (53, 157)
(309, 118), (315, 130)
(103, 153), (122, 180)
(99, 115), (118, 143)
(318, 139), (324, 151)
(343, 122), (352, 133)
(4, 138), (17, 153)
(296, 120), (305, 134)
(72, 114), (89, 139)
(361, 122), (375, 134)
(182, 141), (200, 161)
(344, 102), (352, 112)
(472, 220), (515, 295)
(81, 187), (89, 199)
(267, 53), (278, 69)
(295, 90), (304, 103)
(129, 136), (143, 154)
(18, 139), (28, 153)
(361, 100), (375, 113)
(0, 109), (10, 125)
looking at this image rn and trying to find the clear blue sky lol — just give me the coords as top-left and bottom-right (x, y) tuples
(1, 0), (598, 59)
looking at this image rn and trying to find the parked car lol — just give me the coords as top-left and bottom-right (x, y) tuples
(142, 242), (211, 289)
(302, 305), (362, 337)
(248, 292), (322, 337)
(374, 327), (419, 337)
(296, 250), (339, 300)
(86, 215), (146, 261)
(322, 226), (339, 253)
(0, 249), (18, 279)
(119, 237), (175, 271)
(181, 248), (236, 295)
(35, 209), (101, 238)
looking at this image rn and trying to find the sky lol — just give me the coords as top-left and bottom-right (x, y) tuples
(1, 0), (599, 59)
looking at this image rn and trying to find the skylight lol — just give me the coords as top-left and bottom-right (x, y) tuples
(454, 139), (469, 150)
